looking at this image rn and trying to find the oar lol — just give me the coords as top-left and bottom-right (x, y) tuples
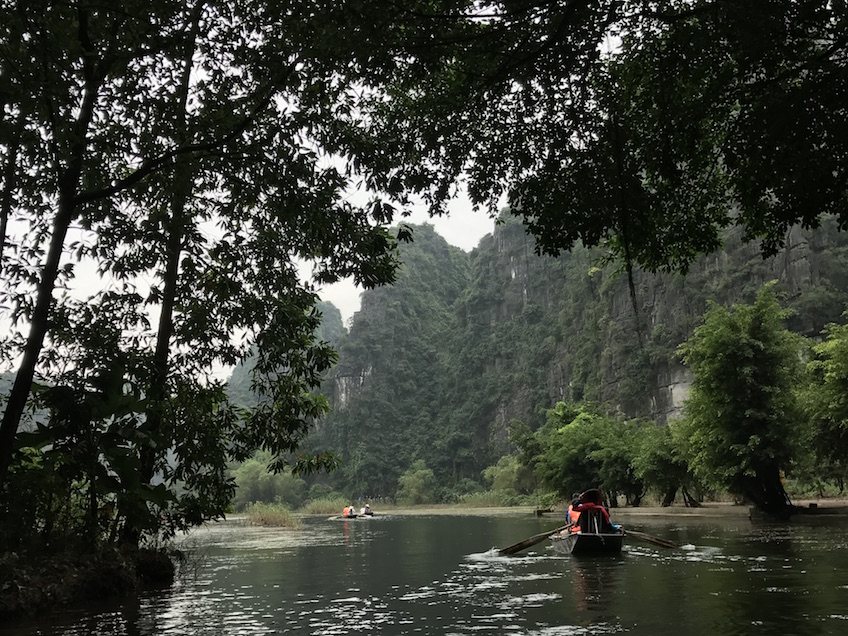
(626, 529), (677, 549)
(498, 524), (570, 556)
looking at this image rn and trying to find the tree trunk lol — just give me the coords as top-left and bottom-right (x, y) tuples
(119, 196), (185, 547)
(139, 190), (186, 485)
(682, 487), (700, 507)
(746, 466), (793, 518)
(121, 15), (199, 547)
(0, 190), (78, 489)
(0, 111), (24, 261)
(138, 1), (200, 486)
(0, 7), (100, 490)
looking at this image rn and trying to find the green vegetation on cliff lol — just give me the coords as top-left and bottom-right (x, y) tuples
(301, 217), (848, 509)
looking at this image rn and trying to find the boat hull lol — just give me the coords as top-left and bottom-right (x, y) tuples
(550, 531), (624, 556)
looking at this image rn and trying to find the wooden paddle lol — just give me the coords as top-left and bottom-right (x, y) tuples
(626, 529), (677, 549)
(498, 524), (570, 556)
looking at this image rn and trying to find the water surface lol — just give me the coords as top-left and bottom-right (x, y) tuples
(5, 510), (848, 635)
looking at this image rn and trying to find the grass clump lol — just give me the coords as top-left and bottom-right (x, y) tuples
(244, 503), (302, 528)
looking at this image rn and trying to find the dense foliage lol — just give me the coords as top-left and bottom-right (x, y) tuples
(368, 2), (848, 272)
(803, 320), (848, 492)
(307, 224), (470, 498)
(0, 0), (417, 554)
(3, 1), (848, 570)
(230, 452), (308, 512)
(531, 403), (645, 506)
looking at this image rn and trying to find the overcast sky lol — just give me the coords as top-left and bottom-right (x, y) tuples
(316, 199), (497, 325)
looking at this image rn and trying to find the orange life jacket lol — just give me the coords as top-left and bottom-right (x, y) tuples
(568, 505), (581, 532)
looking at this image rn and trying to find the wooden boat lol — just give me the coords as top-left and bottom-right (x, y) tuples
(549, 504), (624, 555)
(550, 529), (624, 555)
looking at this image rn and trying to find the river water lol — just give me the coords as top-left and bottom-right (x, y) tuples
(4, 509), (848, 635)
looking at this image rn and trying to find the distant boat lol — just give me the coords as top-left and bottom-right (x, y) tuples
(336, 507), (375, 520)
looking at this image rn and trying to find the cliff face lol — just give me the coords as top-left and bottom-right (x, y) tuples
(600, 219), (848, 423)
(313, 216), (848, 495)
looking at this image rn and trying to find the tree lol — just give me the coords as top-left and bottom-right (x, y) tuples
(482, 455), (535, 497)
(396, 460), (437, 505)
(804, 319), (848, 492)
(366, 2), (848, 272)
(309, 224), (472, 498)
(632, 422), (700, 507)
(533, 402), (643, 503)
(0, 0), (421, 545)
(678, 283), (805, 515)
(231, 452), (308, 511)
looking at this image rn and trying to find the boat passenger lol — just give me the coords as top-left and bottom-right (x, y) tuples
(573, 489), (617, 533)
(363, 504), (372, 516)
(566, 492), (582, 532)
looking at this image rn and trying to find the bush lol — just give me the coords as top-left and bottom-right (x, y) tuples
(482, 456), (536, 495)
(307, 483), (337, 501)
(533, 490), (561, 510)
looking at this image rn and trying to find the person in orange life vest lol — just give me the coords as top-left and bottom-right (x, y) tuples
(573, 489), (615, 532)
(566, 493), (582, 533)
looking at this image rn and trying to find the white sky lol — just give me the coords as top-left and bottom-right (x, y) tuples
(317, 199), (496, 325)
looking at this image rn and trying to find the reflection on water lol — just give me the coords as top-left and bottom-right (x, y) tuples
(4, 512), (848, 635)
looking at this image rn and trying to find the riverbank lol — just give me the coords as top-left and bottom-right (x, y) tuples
(342, 497), (848, 520)
(0, 547), (176, 620)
